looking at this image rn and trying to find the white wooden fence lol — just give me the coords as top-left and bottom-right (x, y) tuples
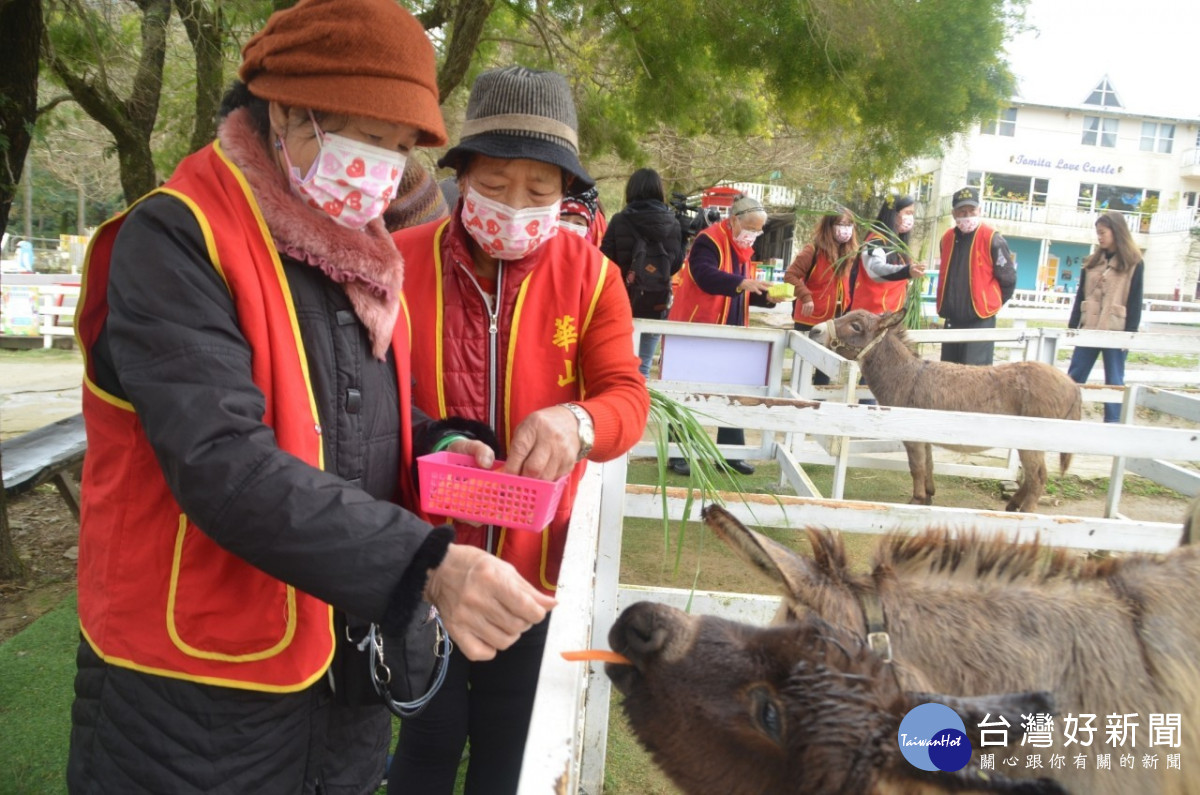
(516, 319), (1200, 793)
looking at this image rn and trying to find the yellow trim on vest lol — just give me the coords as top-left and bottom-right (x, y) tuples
(212, 142), (326, 474)
(80, 623), (333, 694)
(575, 261), (609, 400)
(538, 524), (556, 591)
(157, 188), (231, 291)
(504, 275), (534, 449)
(83, 374), (135, 412)
(431, 220), (451, 418)
(399, 293), (413, 344)
(166, 514), (298, 662)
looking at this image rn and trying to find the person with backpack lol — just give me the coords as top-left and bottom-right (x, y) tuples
(600, 168), (685, 377)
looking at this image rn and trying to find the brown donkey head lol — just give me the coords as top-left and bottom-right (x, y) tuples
(608, 601), (1064, 795)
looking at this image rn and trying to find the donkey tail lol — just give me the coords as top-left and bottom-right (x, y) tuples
(1059, 380), (1083, 476)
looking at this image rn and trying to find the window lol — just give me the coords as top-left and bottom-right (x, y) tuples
(1140, 122), (1175, 153)
(1082, 116), (1118, 147)
(966, 171), (983, 189)
(911, 173), (934, 204)
(981, 107), (1017, 137)
(1084, 77), (1122, 108)
(1078, 184), (1159, 214)
(981, 173), (1049, 205)
(1185, 192), (1198, 210)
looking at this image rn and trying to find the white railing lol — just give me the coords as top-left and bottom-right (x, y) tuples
(1149, 207), (1198, 233)
(719, 180), (799, 210)
(39, 284), (80, 348)
(518, 319), (1200, 792)
(937, 197), (1194, 236)
(980, 198), (1048, 224)
(1182, 148), (1200, 167)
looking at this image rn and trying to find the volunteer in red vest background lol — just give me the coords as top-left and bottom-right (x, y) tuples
(783, 208), (858, 385)
(849, 194), (927, 314)
(665, 194), (783, 477)
(391, 66), (648, 794)
(936, 186), (1017, 365)
(67, 3), (553, 792)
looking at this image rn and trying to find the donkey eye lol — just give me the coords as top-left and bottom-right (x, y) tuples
(749, 686), (784, 744)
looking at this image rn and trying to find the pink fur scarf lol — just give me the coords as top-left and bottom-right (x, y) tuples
(218, 108), (403, 359)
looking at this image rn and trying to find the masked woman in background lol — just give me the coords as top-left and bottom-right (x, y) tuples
(665, 194), (782, 476)
(848, 194), (926, 313)
(783, 209), (859, 385)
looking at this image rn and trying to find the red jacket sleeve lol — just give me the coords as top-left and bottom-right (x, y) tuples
(576, 260), (651, 460)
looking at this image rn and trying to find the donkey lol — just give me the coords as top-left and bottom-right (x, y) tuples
(656, 504), (1200, 795)
(610, 601), (1066, 794)
(817, 310), (1082, 512)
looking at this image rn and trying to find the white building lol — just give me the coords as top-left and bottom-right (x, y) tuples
(903, 76), (1200, 300)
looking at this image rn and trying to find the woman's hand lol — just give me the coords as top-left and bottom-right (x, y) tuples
(738, 278), (774, 295)
(910, 262), (927, 279)
(425, 544), (556, 661)
(504, 406), (581, 481)
(799, 300), (815, 316)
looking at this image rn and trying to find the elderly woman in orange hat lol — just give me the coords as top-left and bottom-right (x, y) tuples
(391, 66), (648, 794)
(65, 2), (554, 792)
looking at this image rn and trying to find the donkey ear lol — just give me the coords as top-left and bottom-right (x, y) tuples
(879, 310), (907, 331)
(702, 505), (830, 612)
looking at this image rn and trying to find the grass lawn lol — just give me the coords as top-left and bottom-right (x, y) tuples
(0, 595), (78, 795)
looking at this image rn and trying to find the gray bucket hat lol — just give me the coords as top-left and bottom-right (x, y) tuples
(438, 66), (594, 188)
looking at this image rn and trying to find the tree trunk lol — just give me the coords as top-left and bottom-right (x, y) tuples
(0, 0), (44, 240)
(0, 0), (41, 582)
(46, 0), (171, 203)
(436, 0), (495, 103)
(174, 0), (224, 154)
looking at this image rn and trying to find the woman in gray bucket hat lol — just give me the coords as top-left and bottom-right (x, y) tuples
(391, 66), (648, 793)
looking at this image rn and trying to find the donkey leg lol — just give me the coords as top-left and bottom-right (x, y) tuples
(1008, 450), (1047, 512)
(903, 441), (933, 505)
(922, 442), (936, 502)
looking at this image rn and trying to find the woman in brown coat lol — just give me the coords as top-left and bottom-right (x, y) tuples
(1066, 210), (1145, 422)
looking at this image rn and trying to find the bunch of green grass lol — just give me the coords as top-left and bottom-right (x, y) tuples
(646, 389), (768, 577)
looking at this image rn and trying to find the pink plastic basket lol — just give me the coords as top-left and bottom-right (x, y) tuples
(417, 451), (569, 532)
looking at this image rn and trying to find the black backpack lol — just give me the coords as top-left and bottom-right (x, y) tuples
(626, 231), (673, 318)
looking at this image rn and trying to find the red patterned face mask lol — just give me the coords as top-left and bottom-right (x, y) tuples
(460, 186), (562, 260)
(279, 115), (405, 230)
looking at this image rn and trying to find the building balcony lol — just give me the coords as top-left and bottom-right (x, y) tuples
(937, 196), (1198, 237)
(1182, 149), (1200, 180)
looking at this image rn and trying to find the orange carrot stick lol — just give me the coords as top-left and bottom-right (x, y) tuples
(560, 649), (631, 665)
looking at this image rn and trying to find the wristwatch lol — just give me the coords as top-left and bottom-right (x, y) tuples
(559, 402), (595, 461)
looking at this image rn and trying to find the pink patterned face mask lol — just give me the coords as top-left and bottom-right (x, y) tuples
(279, 117), (405, 230)
(460, 186), (561, 260)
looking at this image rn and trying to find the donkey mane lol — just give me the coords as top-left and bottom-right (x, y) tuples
(805, 528), (1133, 588)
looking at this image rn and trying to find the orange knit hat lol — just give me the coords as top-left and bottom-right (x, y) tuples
(239, 0), (447, 147)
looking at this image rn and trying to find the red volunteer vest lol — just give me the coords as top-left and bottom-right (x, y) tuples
(667, 220), (752, 326)
(395, 219), (609, 594)
(849, 231), (910, 314)
(74, 142), (416, 691)
(792, 246), (850, 325)
(937, 225), (1002, 319)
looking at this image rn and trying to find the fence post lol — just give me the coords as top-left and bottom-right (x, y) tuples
(1105, 383), (1139, 519)
(578, 457), (627, 794)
